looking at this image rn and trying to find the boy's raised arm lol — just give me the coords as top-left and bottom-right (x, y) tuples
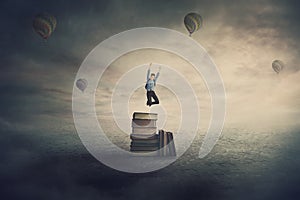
(146, 63), (152, 81)
(154, 66), (161, 81)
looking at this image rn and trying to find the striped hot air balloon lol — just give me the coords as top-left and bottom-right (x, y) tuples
(184, 12), (202, 36)
(272, 60), (284, 74)
(33, 13), (57, 39)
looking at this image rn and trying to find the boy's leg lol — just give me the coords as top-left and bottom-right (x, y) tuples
(146, 91), (152, 106)
(151, 91), (159, 105)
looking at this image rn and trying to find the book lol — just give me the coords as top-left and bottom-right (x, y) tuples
(130, 133), (158, 140)
(166, 132), (176, 156)
(133, 112), (158, 120)
(158, 130), (164, 156)
(130, 141), (159, 147)
(132, 119), (156, 127)
(132, 127), (157, 134)
(131, 140), (159, 146)
(131, 142), (159, 147)
(130, 146), (159, 151)
(163, 130), (168, 156)
(130, 150), (159, 155)
(130, 138), (159, 144)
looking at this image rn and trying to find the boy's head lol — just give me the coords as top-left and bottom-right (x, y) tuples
(150, 73), (155, 80)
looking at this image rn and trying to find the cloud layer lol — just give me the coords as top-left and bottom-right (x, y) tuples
(1, 0), (300, 199)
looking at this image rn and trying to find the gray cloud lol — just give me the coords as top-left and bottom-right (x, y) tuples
(1, 0), (300, 199)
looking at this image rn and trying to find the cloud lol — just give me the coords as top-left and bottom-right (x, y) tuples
(0, 1), (300, 199)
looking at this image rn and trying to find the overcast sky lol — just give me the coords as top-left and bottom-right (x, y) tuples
(1, 0), (300, 199)
(1, 0), (300, 133)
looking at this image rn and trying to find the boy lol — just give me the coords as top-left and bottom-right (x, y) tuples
(145, 63), (161, 106)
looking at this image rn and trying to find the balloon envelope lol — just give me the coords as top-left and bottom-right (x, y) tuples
(76, 79), (88, 92)
(33, 13), (57, 39)
(184, 12), (202, 36)
(272, 60), (284, 74)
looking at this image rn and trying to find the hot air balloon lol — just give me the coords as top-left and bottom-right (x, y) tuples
(76, 78), (88, 92)
(184, 12), (203, 36)
(272, 60), (284, 74)
(33, 13), (57, 39)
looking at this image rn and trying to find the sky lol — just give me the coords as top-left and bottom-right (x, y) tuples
(1, 0), (300, 131)
(1, 0), (300, 199)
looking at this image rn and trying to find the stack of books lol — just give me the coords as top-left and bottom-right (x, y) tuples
(130, 112), (176, 156)
(130, 112), (159, 152)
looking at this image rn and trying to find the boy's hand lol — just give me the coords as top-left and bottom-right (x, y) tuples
(148, 63), (152, 69)
(158, 66), (162, 71)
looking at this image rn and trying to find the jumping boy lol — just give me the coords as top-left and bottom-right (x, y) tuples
(145, 63), (161, 107)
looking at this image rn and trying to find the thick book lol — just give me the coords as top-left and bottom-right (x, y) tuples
(132, 119), (156, 128)
(166, 132), (176, 156)
(163, 130), (168, 156)
(131, 138), (159, 144)
(130, 133), (158, 140)
(133, 112), (158, 120)
(132, 127), (157, 134)
(159, 130), (164, 156)
(130, 142), (159, 147)
(130, 150), (159, 155)
(131, 140), (159, 147)
(130, 146), (159, 151)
